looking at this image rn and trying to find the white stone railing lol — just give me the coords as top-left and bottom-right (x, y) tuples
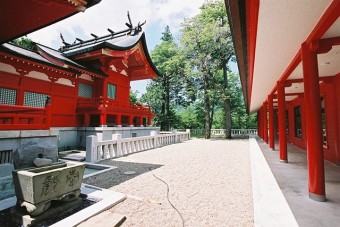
(231, 129), (258, 135)
(86, 130), (190, 162)
(183, 129), (258, 137)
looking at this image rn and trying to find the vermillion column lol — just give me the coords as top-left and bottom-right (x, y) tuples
(100, 111), (107, 126)
(257, 110), (261, 137)
(268, 95), (275, 150)
(128, 115), (134, 127)
(258, 108), (263, 139)
(301, 41), (326, 202)
(116, 114), (122, 127)
(263, 102), (268, 143)
(277, 81), (287, 163)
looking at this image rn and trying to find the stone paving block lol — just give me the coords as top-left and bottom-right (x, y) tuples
(77, 211), (126, 227)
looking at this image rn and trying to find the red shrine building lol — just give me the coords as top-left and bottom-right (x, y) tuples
(0, 1), (158, 130)
(226, 0), (340, 201)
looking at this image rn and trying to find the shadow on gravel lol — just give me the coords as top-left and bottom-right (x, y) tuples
(83, 160), (162, 189)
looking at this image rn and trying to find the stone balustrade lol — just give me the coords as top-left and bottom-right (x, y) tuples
(86, 130), (190, 163)
(188, 129), (258, 137)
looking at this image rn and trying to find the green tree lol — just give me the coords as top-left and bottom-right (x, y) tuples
(10, 37), (34, 50)
(129, 90), (139, 103)
(180, 0), (234, 139)
(144, 26), (186, 130)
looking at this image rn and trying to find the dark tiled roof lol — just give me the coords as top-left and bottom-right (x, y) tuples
(0, 43), (103, 76)
(36, 44), (86, 69)
(63, 32), (143, 57)
(1, 43), (62, 67)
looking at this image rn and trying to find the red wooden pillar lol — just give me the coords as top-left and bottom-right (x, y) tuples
(268, 95), (275, 150)
(116, 114), (122, 127)
(257, 110), (261, 137)
(84, 114), (90, 126)
(301, 41), (326, 202)
(331, 82), (340, 164)
(259, 107), (263, 139)
(128, 115), (134, 126)
(17, 74), (25, 105)
(277, 81), (287, 163)
(263, 101), (268, 143)
(261, 105), (265, 141)
(147, 117), (152, 126)
(45, 103), (52, 129)
(137, 116), (143, 126)
(100, 111), (107, 126)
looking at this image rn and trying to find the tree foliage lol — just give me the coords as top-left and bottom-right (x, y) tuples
(141, 26), (186, 131)
(10, 37), (34, 50)
(180, 0), (234, 138)
(142, 0), (257, 135)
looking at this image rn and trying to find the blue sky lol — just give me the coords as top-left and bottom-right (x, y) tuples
(27, 0), (237, 96)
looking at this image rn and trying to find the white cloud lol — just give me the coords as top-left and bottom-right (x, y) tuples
(27, 0), (205, 49)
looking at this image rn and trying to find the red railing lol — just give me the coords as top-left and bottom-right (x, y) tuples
(0, 104), (51, 130)
(77, 97), (153, 115)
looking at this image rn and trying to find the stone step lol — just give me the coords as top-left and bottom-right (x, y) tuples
(77, 211), (126, 227)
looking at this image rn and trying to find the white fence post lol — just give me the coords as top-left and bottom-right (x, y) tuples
(150, 131), (158, 148)
(172, 130), (178, 143)
(112, 133), (122, 157)
(186, 129), (191, 139)
(86, 135), (98, 162)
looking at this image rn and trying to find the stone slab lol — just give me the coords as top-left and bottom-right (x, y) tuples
(77, 211), (126, 227)
(51, 184), (126, 227)
(11, 198), (82, 227)
(0, 196), (16, 212)
(249, 138), (298, 227)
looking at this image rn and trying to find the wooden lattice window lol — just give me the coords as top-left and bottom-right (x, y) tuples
(0, 87), (16, 105)
(78, 83), (93, 98)
(294, 106), (302, 138)
(321, 97), (327, 146)
(24, 91), (48, 107)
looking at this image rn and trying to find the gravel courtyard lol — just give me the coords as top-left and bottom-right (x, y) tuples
(84, 138), (254, 227)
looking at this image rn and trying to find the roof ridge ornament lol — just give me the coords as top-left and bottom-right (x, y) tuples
(58, 12), (146, 52)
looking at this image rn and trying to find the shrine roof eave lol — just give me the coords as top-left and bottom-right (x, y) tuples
(225, 0), (249, 113)
(64, 32), (161, 78)
(35, 43), (104, 76)
(0, 0), (101, 44)
(0, 43), (104, 78)
(139, 33), (161, 79)
(63, 33), (143, 57)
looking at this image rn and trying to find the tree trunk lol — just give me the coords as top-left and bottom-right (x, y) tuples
(203, 73), (211, 139)
(210, 104), (214, 131)
(165, 74), (170, 131)
(161, 78), (166, 131)
(223, 62), (232, 139)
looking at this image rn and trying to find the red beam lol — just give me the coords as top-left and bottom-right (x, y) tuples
(305, 1), (340, 43)
(246, 0), (260, 109)
(318, 36), (340, 54)
(285, 93), (303, 96)
(270, 0), (340, 101)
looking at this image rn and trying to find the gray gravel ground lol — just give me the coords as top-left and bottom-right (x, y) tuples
(84, 138), (254, 227)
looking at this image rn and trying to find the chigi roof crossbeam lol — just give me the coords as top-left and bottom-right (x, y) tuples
(59, 11), (146, 52)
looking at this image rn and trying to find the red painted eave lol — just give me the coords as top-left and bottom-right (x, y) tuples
(0, 0), (101, 44)
(225, 0), (259, 113)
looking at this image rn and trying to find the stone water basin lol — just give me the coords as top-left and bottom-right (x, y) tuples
(12, 162), (85, 216)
